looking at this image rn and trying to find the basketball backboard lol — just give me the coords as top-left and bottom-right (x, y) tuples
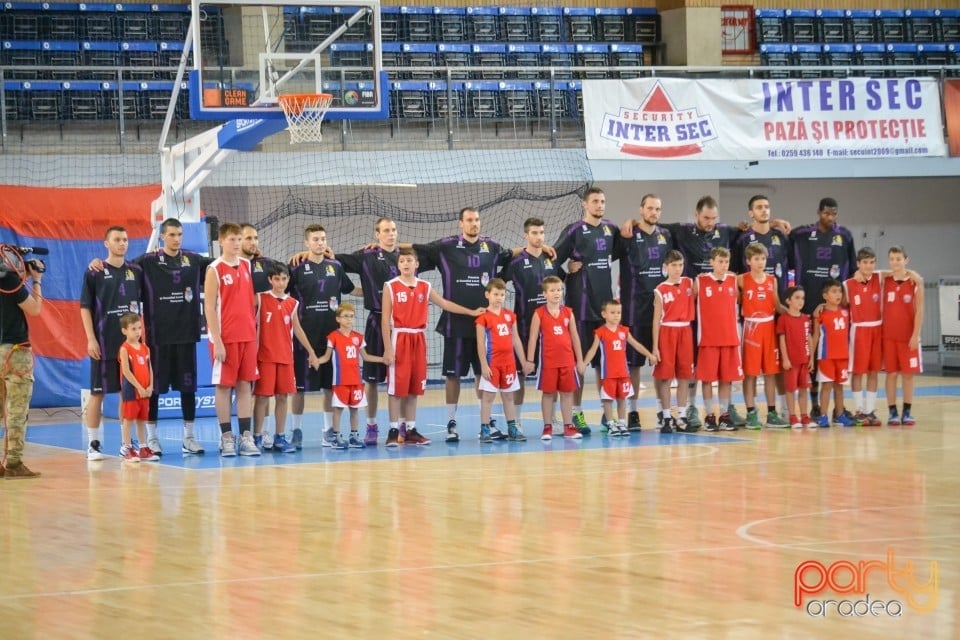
(188, 0), (388, 120)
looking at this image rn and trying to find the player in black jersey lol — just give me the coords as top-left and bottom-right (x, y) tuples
(335, 216), (400, 446)
(731, 195), (792, 300)
(614, 194), (673, 431)
(553, 187), (620, 434)
(241, 223), (283, 294)
(287, 224), (359, 449)
(135, 219), (212, 455)
(789, 197), (857, 416)
(412, 207), (513, 442)
(80, 226), (143, 461)
(499, 217), (564, 418)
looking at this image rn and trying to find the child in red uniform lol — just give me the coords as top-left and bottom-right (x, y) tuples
(776, 287), (814, 428)
(696, 247), (743, 433)
(882, 246), (923, 426)
(318, 302), (384, 448)
(812, 280), (850, 427)
(652, 250), (696, 434)
(204, 222), (259, 457)
(381, 248), (481, 447)
(738, 242), (788, 429)
(476, 278), (534, 443)
(254, 263), (319, 454)
(118, 313), (155, 462)
(582, 299), (657, 436)
(844, 247), (884, 426)
(527, 275), (586, 441)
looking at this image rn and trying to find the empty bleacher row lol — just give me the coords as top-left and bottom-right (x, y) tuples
(756, 9), (960, 45)
(1, 2), (192, 41)
(2, 40), (190, 80)
(388, 79), (583, 119)
(2, 79), (190, 120)
(760, 42), (959, 78)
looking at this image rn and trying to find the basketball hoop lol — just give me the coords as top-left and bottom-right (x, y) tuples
(278, 93), (333, 144)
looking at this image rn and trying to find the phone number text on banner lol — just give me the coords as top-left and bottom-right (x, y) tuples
(583, 77), (947, 161)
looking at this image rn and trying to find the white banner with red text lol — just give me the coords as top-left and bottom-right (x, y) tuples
(583, 77), (946, 161)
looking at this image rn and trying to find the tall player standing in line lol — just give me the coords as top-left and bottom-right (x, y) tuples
(789, 197), (856, 418)
(410, 208), (513, 443)
(287, 224), (359, 449)
(334, 217), (400, 446)
(498, 217), (563, 427)
(80, 226), (143, 461)
(241, 223), (283, 294)
(615, 194), (673, 432)
(553, 187), (621, 435)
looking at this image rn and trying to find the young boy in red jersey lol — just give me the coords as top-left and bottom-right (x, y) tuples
(118, 313), (156, 462)
(476, 278), (534, 443)
(382, 247), (481, 447)
(844, 247), (884, 426)
(205, 222), (260, 457)
(582, 299), (657, 436)
(812, 280), (851, 427)
(882, 246), (924, 426)
(317, 302), (384, 448)
(527, 275), (586, 441)
(738, 242), (788, 429)
(652, 250), (696, 434)
(777, 287), (815, 428)
(254, 263), (319, 454)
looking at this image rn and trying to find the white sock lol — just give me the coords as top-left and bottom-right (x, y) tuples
(778, 394), (787, 413)
(263, 414), (274, 432)
(323, 412), (333, 431)
(573, 405), (582, 415)
(853, 389), (865, 413)
(628, 397), (638, 412)
(389, 421), (399, 430)
(866, 391), (878, 413)
(446, 404), (457, 420)
(146, 422), (157, 441)
(367, 415), (377, 426)
(184, 422), (195, 439)
(292, 414), (302, 429)
(87, 427), (100, 446)
(407, 420), (416, 431)
(656, 398), (664, 411)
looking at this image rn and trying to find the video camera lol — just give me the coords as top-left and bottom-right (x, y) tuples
(0, 245), (48, 279)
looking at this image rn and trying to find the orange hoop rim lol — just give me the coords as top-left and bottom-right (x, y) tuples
(278, 92), (334, 115)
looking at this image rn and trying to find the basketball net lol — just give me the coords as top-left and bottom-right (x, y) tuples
(278, 93), (334, 144)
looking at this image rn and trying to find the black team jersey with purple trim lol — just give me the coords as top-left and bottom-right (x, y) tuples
(288, 258), (356, 350)
(499, 249), (564, 339)
(80, 261), (143, 360)
(731, 227), (792, 300)
(337, 246), (400, 314)
(615, 224), (674, 327)
(553, 219), (619, 323)
(135, 249), (211, 346)
(789, 223), (856, 315)
(661, 222), (742, 279)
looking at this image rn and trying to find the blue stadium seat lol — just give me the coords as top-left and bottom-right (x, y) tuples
(158, 41), (190, 79)
(381, 42), (402, 81)
(564, 7), (595, 42)
(822, 43), (855, 78)
(334, 6), (369, 41)
(48, 13), (79, 41)
(791, 43), (823, 78)
(437, 43), (470, 80)
(499, 80), (534, 118)
(2, 40), (41, 79)
(886, 43), (918, 77)
(379, 6), (400, 41)
(41, 40), (80, 80)
(575, 43), (610, 80)
(21, 80), (62, 119)
(846, 10), (878, 43)
(500, 7), (531, 42)
(877, 9), (906, 43)
(535, 80), (571, 119)
(2, 82), (26, 120)
(507, 44), (540, 80)
(401, 6), (433, 42)
(118, 11), (150, 41)
(817, 9), (846, 44)
(63, 80), (104, 119)
(759, 43), (791, 79)
(755, 9), (786, 45)
(466, 6), (498, 42)
(329, 43), (371, 80)
(156, 8), (190, 42)
(302, 7), (335, 43)
(855, 43), (885, 75)
(434, 7), (465, 42)
(916, 43), (946, 77)
(101, 80), (141, 120)
(79, 5), (115, 41)
(464, 80), (500, 118)
(626, 8), (659, 44)
(403, 43), (437, 81)
(120, 41), (158, 80)
(472, 43), (506, 80)
(785, 9), (816, 44)
(10, 10), (40, 40)
(541, 43), (573, 80)
(432, 80), (463, 118)
(610, 43), (643, 79)
(83, 41), (120, 79)
(531, 7), (562, 43)
(597, 8), (626, 42)
(941, 9), (960, 41)
(391, 80), (431, 118)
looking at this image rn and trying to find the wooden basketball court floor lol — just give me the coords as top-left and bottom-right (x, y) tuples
(2, 375), (958, 639)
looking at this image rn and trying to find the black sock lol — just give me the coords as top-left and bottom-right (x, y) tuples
(238, 417), (251, 434)
(767, 405), (776, 414)
(507, 420), (517, 429)
(889, 404), (897, 413)
(903, 403), (912, 414)
(747, 406), (755, 413)
(219, 421), (232, 434)
(810, 392), (819, 406)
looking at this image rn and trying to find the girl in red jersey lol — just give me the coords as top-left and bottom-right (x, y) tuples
(476, 279), (534, 443)
(381, 248), (482, 447)
(526, 275), (586, 441)
(118, 313), (155, 462)
(776, 287), (815, 428)
(652, 251), (696, 434)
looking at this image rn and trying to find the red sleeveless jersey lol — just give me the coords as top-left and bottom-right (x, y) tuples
(118, 341), (151, 401)
(882, 277), (918, 341)
(209, 257), (256, 343)
(817, 306), (850, 359)
(844, 273), (882, 324)
(387, 277), (431, 330)
(741, 273), (777, 319)
(327, 329), (365, 386)
(655, 277), (695, 325)
(257, 292), (298, 364)
(696, 273), (739, 347)
(476, 308), (517, 368)
(535, 305), (575, 367)
(595, 324), (630, 379)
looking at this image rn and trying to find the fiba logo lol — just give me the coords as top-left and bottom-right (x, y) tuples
(344, 90), (360, 106)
